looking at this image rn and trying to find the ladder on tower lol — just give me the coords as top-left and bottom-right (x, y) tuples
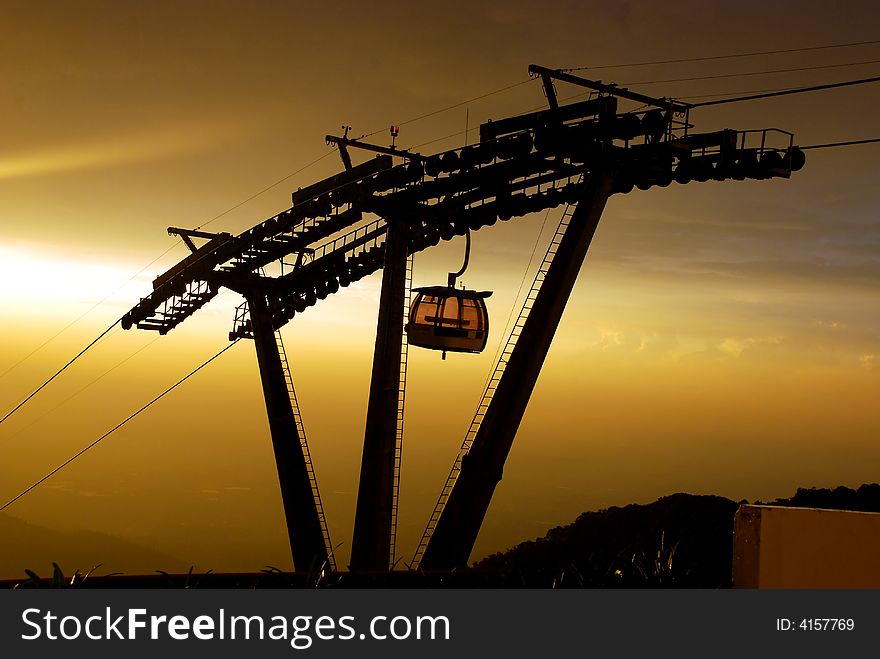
(389, 253), (413, 569)
(274, 328), (337, 573)
(411, 194), (580, 568)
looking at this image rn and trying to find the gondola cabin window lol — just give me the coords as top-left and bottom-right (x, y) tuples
(406, 286), (491, 355)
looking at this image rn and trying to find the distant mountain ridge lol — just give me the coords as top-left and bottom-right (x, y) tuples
(475, 484), (880, 587)
(5, 484), (879, 587)
(0, 514), (191, 581)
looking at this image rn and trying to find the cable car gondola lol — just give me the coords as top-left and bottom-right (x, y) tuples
(405, 231), (492, 357)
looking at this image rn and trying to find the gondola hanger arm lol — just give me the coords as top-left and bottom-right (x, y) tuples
(448, 230), (471, 288)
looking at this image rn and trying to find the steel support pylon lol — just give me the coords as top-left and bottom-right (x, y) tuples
(420, 167), (616, 570)
(248, 293), (330, 572)
(351, 218), (409, 571)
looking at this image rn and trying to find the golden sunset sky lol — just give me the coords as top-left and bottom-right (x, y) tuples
(1, 0), (879, 577)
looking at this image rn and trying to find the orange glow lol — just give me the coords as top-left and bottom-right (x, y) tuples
(1, 2), (879, 578)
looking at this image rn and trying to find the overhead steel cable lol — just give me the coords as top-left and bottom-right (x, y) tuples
(0, 149), (337, 392)
(125, 79), (544, 329)
(0, 339), (241, 514)
(0, 242), (181, 382)
(484, 205), (556, 390)
(691, 75), (880, 107)
(625, 58), (880, 87)
(367, 72), (880, 163)
(0, 318), (121, 427)
(194, 151), (337, 231)
(532, 75), (880, 110)
(799, 138), (880, 150)
(3, 336), (161, 443)
(564, 38), (880, 71)
(190, 79), (542, 224)
(191, 79), (540, 218)
(361, 79), (538, 140)
(10, 73), (873, 429)
(680, 84), (807, 102)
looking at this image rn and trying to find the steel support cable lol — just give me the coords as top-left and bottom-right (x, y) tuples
(194, 79), (539, 222)
(411, 197), (579, 567)
(552, 77), (880, 108)
(147, 159), (386, 297)
(162, 73), (616, 285)
(4, 80), (540, 393)
(0, 318), (121, 427)
(409, 73), (880, 150)
(799, 138), (880, 150)
(691, 75), (880, 107)
(3, 336), (161, 443)
(513, 69), (880, 112)
(144, 122), (523, 299)
(24, 151), (337, 354)
(495, 74), (880, 119)
(304, 85), (880, 216)
(412, 98), (880, 154)
(191, 79), (538, 219)
(135, 105), (567, 331)
(0, 242), (182, 382)
(535, 66), (880, 107)
(361, 79), (538, 140)
(15, 61), (873, 369)
(485, 205), (555, 384)
(358, 41), (880, 140)
(412, 127), (478, 150)
(133, 151), (334, 284)
(127, 76), (880, 332)
(0, 339), (241, 514)
(681, 84), (817, 102)
(103, 152), (346, 334)
(564, 39), (880, 72)
(624, 58), (880, 87)
(194, 151), (336, 231)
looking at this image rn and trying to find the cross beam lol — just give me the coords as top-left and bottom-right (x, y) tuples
(326, 134), (425, 162)
(528, 64), (692, 113)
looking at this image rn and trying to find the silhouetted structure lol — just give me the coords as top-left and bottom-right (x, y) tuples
(476, 484), (880, 588)
(121, 65), (804, 573)
(9, 484), (877, 589)
(477, 493), (740, 588)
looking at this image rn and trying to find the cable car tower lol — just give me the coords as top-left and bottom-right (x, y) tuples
(121, 65), (804, 573)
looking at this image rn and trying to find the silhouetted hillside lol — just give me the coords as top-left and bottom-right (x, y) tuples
(6, 485), (879, 588)
(475, 484), (880, 588)
(764, 483), (880, 511)
(476, 493), (738, 587)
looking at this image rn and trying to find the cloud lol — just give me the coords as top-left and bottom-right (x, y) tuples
(0, 118), (249, 180)
(717, 335), (784, 358)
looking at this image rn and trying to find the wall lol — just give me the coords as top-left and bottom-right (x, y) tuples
(733, 505), (880, 588)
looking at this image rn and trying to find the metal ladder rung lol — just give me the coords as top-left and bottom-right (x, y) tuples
(412, 189), (582, 568)
(273, 328), (336, 573)
(389, 252), (413, 569)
